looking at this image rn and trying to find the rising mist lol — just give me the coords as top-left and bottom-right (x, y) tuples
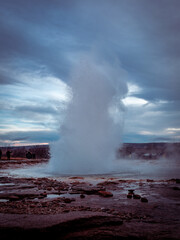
(50, 55), (128, 174)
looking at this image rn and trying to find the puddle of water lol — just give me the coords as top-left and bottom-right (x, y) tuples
(61, 193), (80, 198)
(0, 158), (179, 184)
(47, 193), (80, 199)
(46, 193), (61, 199)
(0, 199), (9, 202)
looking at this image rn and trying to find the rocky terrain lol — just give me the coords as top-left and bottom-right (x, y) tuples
(0, 157), (179, 239)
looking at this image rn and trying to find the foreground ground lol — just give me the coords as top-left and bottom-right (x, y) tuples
(0, 158), (179, 239)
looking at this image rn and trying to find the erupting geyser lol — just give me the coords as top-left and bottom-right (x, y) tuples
(50, 55), (128, 174)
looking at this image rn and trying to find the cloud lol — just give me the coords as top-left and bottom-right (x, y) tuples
(0, 130), (59, 146)
(15, 105), (58, 115)
(1, 0), (180, 95)
(123, 99), (180, 142)
(122, 97), (148, 106)
(0, 0), (180, 144)
(0, 72), (70, 145)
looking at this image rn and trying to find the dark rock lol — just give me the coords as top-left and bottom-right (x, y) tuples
(34, 180), (41, 185)
(141, 197), (148, 203)
(41, 202), (48, 207)
(133, 194), (141, 199)
(40, 192), (47, 197)
(30, 204), (36, 208)
(69, 177), (84, 180)
(63, 198), (71, 203)
(147, 179), (154, 182)
(100, 207), (109, 212)
(128, 189), (135, 194)
(127, 194), (133, 199)
(173, 186), (180, 190)
(70, 181), (81, 185)
(63, 209), (70, 213)
(63, 198), (75, 203)
(97, 181), (119, 186)
(71, 186), (105, 195)
(38, 195), (45, 199)
(98, 191), (113, 197)
(80, 194), (85, 199)
(9, 195), (20, 201)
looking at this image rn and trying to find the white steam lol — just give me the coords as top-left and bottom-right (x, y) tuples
(50, 55), (128, 174)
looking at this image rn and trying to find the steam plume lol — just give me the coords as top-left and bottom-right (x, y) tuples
(50, 54), (128, 174)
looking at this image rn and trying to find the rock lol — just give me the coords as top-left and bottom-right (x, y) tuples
(127, 194), (133, 199)
(118, 180), (127, 183)
(69, 177), (84, 180)
(173, 186), (180, 190)
(71, 186), (105, 195)
(63, 209), (70, 213)
(41, 202), (48, 207)
(40, 192), (47, 197)
(8, 195), (20, 201)
(97, 181), (119, 186)
(30, 204), (36, 208)
(70, 181), (81, 185)
(34, 180), (41, 185)
(63, 198), (75, 203)
(133, 194), (141, 199)
(141, 197), (148, 203)
(100, 207), (109, 212)
(128, 189), (135, 194)
(147, 179), (154, 182)
(98, 191), (113, 197)
(38, 195), (45, 199)
(80, 194), (85, 199)
(63, 198), (71, 203)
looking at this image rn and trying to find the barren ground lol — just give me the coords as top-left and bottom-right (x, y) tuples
(0, 158), (179, 239)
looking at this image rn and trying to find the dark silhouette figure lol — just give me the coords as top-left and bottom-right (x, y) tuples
(0, 149), (2, 160)
(6, 150), (11, 160)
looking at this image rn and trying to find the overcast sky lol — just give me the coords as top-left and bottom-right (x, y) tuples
(0, 0), (180, 146)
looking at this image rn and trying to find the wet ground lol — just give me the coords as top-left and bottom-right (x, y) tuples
(0, 158), (180, 239)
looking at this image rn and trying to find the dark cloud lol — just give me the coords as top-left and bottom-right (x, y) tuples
(0, 130), (59, 144)
(15, 105), (58, 115)
(0, 0), (179, 96)
(0, 0), (180, 144)
(0, 71), (18, 85)
(0, 2), (73, 80)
